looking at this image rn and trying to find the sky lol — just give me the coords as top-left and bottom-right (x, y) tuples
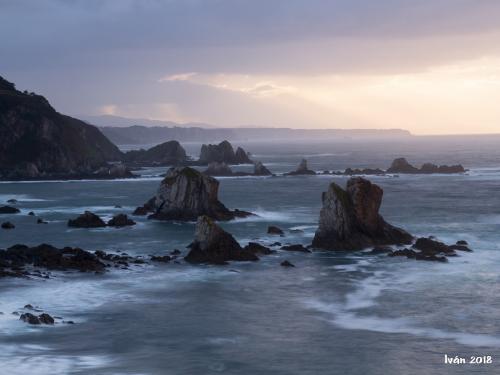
(1, 0), (500, 135)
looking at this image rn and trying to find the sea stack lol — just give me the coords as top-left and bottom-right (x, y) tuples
(253, 161), (272, 176)
(184, 215), (259, 264)
(312, 177), (413, 250)
(146, 167), (252, 221)
(286, 159), (316, 175)
(386, 158), (419, 174)
(199, 140), (252, 165)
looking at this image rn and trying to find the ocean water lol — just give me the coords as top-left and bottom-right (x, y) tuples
(1, 136), (500, 374)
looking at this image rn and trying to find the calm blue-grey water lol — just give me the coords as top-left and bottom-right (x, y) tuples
(1, 136), (500, 375)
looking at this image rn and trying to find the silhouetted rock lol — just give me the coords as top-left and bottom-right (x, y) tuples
(0, 205), (20, 214)
(123, 140), (187, 166)
(387, 158), (466, 174)
(68, 211), (106, 228)
(147, 167), (252, 221)
(203, 162), (233, 176)
(235, 147), (252, 164)
(107, 214), (136, 227)
(312, 177), (413, 250)
(344, 167), (385, 175)
(38, 313), (55, 325)
(253, 161), (272, 176)
(185, 216), (258, 264)
(28, 211), (35, 216)
(285, 159), (316, 175)
(37, 218), (48, 224)
(7, 199), (17, 204)
(199, 140), (252, 165)
(20, 312), (41, 325)
(0, 75), (123, 180)
(267, 225), (284, 236)
(132, 198), (155, 216)
(280, 260), (295, 267)
(1, 221), (15, 229)
(387, 158), (419, 174)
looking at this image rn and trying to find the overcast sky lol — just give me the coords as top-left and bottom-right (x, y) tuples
(2, 0), (500, 134)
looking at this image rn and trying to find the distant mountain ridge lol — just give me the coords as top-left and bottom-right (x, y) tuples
(81, 114), (215, 129)
(100, 124), (412, 145)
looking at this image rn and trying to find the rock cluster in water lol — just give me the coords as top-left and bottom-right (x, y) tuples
(68, 211), (136, 228)
(203, 161), (273, 177)
(143, 167), (252, 221)
(312, 177), (413, 250)
(387, 237), (473, 262)
(199, 140), (252, 165)
(386, 158), (466, 174)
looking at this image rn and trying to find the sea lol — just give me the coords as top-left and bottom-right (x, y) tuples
(1, 135), (500, 375)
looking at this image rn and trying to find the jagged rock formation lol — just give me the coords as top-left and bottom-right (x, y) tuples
(123, 140), (187, 166)
(203, 162), (234, 176)
(312, 177), (413, 250)
(285, 159), (316, 175)
(388, 237), (473, 262)
(145, 167), (252, 221)
(0, 75), (124, 180)
(107, 214), (136, 227)
(387, 158), (465, 174)
(0, 205), (20, 214)
(184, 216), (258, 264)
(253, 161), (272, 176)
(199, 140), (252, 165)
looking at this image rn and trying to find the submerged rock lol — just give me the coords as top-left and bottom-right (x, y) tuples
(147, 167), (252, 221)
(285, 159), (316, 175)
(267, 225), (284, 236)
(1, 221), (15, 229)
(281, 244), (311, 253)
(312, 177), (413, 251)
(107, 214), (136, 227)
(68, 211), (106, 228)
(184, 216), (258, 264)
(280, 260), (295, 267)
(0, 205), (20, 214)
(243, 242), (273, 255)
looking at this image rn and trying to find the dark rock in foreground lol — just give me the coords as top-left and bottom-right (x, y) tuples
(0, 244), (106, 274)
(312, 177), (413, 251)
(280, 260), (295, 267)
(285, 159), (316, 175)
(185, 216), (258, 264)
(0, 205), (20, 214)
(107, 214), (136, 227)
(68, 211), (106, 228)
(146, 167), (252, 221)
(20, 312), (55, 325)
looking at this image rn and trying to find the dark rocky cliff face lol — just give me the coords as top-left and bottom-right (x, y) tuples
(312, 177), (413, 250)
(0, 76), (123, 179)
